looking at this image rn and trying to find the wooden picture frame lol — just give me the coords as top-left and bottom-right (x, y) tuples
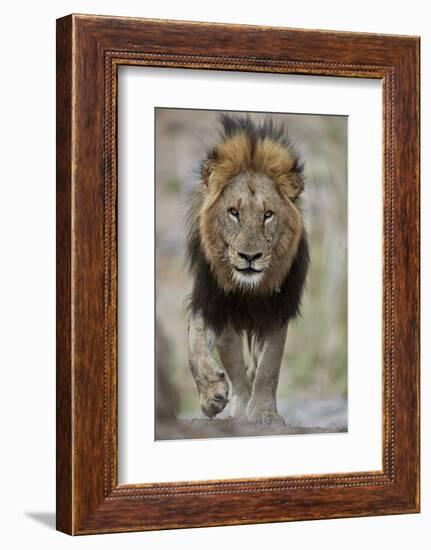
(56, 14), (420, 535)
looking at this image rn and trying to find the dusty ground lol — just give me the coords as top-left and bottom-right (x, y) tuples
(156, 397), (347, 440)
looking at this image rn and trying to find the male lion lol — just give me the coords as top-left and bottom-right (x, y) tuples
(186, 115), (309, 426)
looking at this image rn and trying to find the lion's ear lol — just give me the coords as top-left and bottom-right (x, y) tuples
(289, 173), (304, 199)
(201, 159), (216, 185)
(277, 172), (304, 201)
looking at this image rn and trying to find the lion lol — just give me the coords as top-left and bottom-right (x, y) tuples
(186, 114), (309, 426)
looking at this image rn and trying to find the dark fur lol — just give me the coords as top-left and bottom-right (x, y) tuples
(187, 227), (309, 340)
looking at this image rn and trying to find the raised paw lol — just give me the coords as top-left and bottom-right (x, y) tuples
(199, 375), (229, 418)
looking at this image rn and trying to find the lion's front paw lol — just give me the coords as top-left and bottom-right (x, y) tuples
(246, 408), (286, 427)
(199, 377), (229, 418)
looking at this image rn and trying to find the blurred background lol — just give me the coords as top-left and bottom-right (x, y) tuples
(155, 108), (347, 439)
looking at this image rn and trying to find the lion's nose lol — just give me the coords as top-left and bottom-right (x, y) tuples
(238, 251), (263, 263)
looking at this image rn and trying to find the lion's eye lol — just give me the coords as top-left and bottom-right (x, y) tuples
(228, 207), (239, 219)
(264, 210), (273, 220)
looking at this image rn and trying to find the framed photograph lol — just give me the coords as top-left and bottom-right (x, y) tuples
(56, 14), (420, 535)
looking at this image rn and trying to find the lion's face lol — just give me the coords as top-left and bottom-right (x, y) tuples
(199, 171), (303, 294)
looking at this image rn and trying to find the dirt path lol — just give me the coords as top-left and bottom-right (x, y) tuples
(156, 418), (345, 440)
(156, 397), (347, 440)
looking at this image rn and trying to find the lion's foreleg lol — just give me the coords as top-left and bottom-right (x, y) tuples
(246, 334), (259, 385)
(246, 325), (287, 426)
(188, 313), (229, 418)
(216, 327), (251, 419)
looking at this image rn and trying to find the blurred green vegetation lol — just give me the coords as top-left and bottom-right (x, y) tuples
(155, 108), (347, 417)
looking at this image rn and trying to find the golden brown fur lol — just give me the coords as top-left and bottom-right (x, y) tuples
(202, 132), (303, 205)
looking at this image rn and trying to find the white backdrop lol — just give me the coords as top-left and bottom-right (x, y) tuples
(118, 68), (382, 483)
(0, 1), (428, 549)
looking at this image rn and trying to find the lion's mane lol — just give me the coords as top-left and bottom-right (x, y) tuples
(186, 115), (310, 339)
